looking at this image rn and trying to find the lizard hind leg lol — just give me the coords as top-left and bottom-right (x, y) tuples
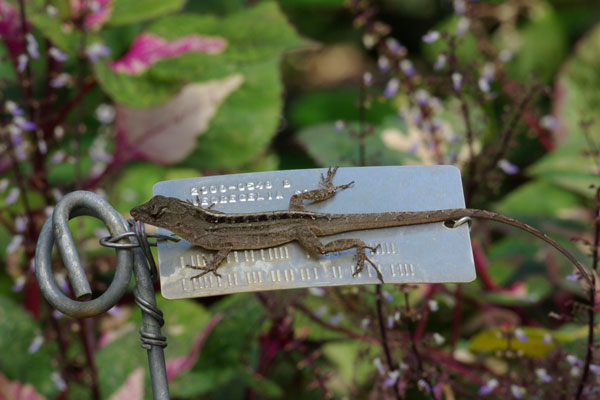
(295, 228), (384, 283)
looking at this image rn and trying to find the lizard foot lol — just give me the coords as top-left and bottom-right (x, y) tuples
(187, 259), (223, 279)
(321, 166), (354, 192)
(352, 245), (384, 284)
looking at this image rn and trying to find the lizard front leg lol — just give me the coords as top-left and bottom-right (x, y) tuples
(188, 246), (232, 279)
(295, 228), (384, 283)
(289, 166), (354, 211)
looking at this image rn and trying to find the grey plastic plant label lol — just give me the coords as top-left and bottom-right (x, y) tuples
(152, 166), (475, 299)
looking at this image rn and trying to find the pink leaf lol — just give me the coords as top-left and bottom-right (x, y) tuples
(111, 33), (228, 76)
(107, 368), (144, 400)
(166, 313), (223, 382)
(0, 373), (47, 400)
(68, 0), (113, 30)
(115, 74), (243, 164)
(0, 0), (26, 58)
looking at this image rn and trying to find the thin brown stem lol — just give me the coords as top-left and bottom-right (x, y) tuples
(575, 187), (600, 399)
(375, 285), (401, 400)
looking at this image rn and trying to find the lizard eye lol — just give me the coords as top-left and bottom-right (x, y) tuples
(150, 206), (168, 218)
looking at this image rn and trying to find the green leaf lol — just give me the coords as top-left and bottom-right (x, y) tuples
(528, 142), (599, 198)
(181, 60), (284, 169)
(422, 15), (481, 65)
(469, 327), (556, 358)
(21, 0), (82, 54)
(93, 60), (182, 108)
(0, 42), (16, 80)
(494, 180), (581, 217)
(108, 0), (187, 26)
(296, 119), (418, 167)
(147, 2), (305, 83)
(503, 9), (567, 82)
(0, 296), (59, 397)
(170, 294), (264, 398)
(97, 296), (212, 398)
(553, 22), (600, 149)
(287, 89), (396, 130)
(322, 341), (379, 387)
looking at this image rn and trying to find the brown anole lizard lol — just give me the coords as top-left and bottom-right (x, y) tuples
(130, 167), (591, 285)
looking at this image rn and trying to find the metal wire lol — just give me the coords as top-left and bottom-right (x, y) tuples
(34, 190), (170, 399)
(99, 221), (179, 281)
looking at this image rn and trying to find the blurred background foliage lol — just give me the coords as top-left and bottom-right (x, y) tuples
(1, 0), (600, 398)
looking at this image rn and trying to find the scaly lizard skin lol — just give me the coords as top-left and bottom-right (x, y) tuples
(130, 167), (590, 285)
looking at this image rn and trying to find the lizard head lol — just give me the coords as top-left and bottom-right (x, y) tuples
(130, 195), (192, 227)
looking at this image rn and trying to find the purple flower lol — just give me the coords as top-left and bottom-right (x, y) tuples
(25, 33), (39, 59)
(415, 89), (430, 107)
(400, 60), (416, 77)
(511, 385), (524, 399)
(384, 370), (399, 388)
(46, 5), (58, 17)
(11, 276), (25, 292)
(566, 273), (580, 282)
(566, 354), (584, 367)
(308, 287), (325, 296)
(50, 150), (66, 165)
(542, 333), (553, 345)
(28, 335), (44, 354)
(384, 78), (399, 98)
(0, 179), (8, 192)
(514, 328), (528, 342)
(7, 234), (24, 254)
(478, 77), (491, 93)
(451, 73), (462, 90)
(328, 313), (344, 325)
(382, 290), (393, 302)
(363, 71), (373, 86)
(422, 31), (440, 44)
(373, 357), (385, 375)
(453, 0), (467, 15)
(49, 47), (68, 62)
(498, 159), (519, 175)
(334, 120), (346, 132)
(51, 372), (67, 391)
(17, 54), (28, 72)
(360, 318), (370, 329)
(385, 38), (406, 56)
(14, 116), (36, 131)
(362, 33), (377, 49)
(378, 55), (390, 72)
(433, 54), (446, 70)
(428, 299), (439, 312)
(417, 379), (432, 394)
(387, 315), (394, 329)
(5, 187), (20, 205)
(95, 104), (115, 124)
(86, 42), (110, 62)
(5, 100), (24, 116)
(540, 115), (558, 132)
(38, 139), (47, 154)
(14, 215), (27, 233)
(313, 305), (328, 318)
(433, 332), (445, 345)
(456, 17), (470, 36)
(590, 364), (600, 375)
(535, 368), (552, 383)
(107, 305), (123, 317)
(499, 49), (513, 63)
(52, 310), (63, 319)
(50, 73), (71, 88)
(478, 379), (498, 395)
